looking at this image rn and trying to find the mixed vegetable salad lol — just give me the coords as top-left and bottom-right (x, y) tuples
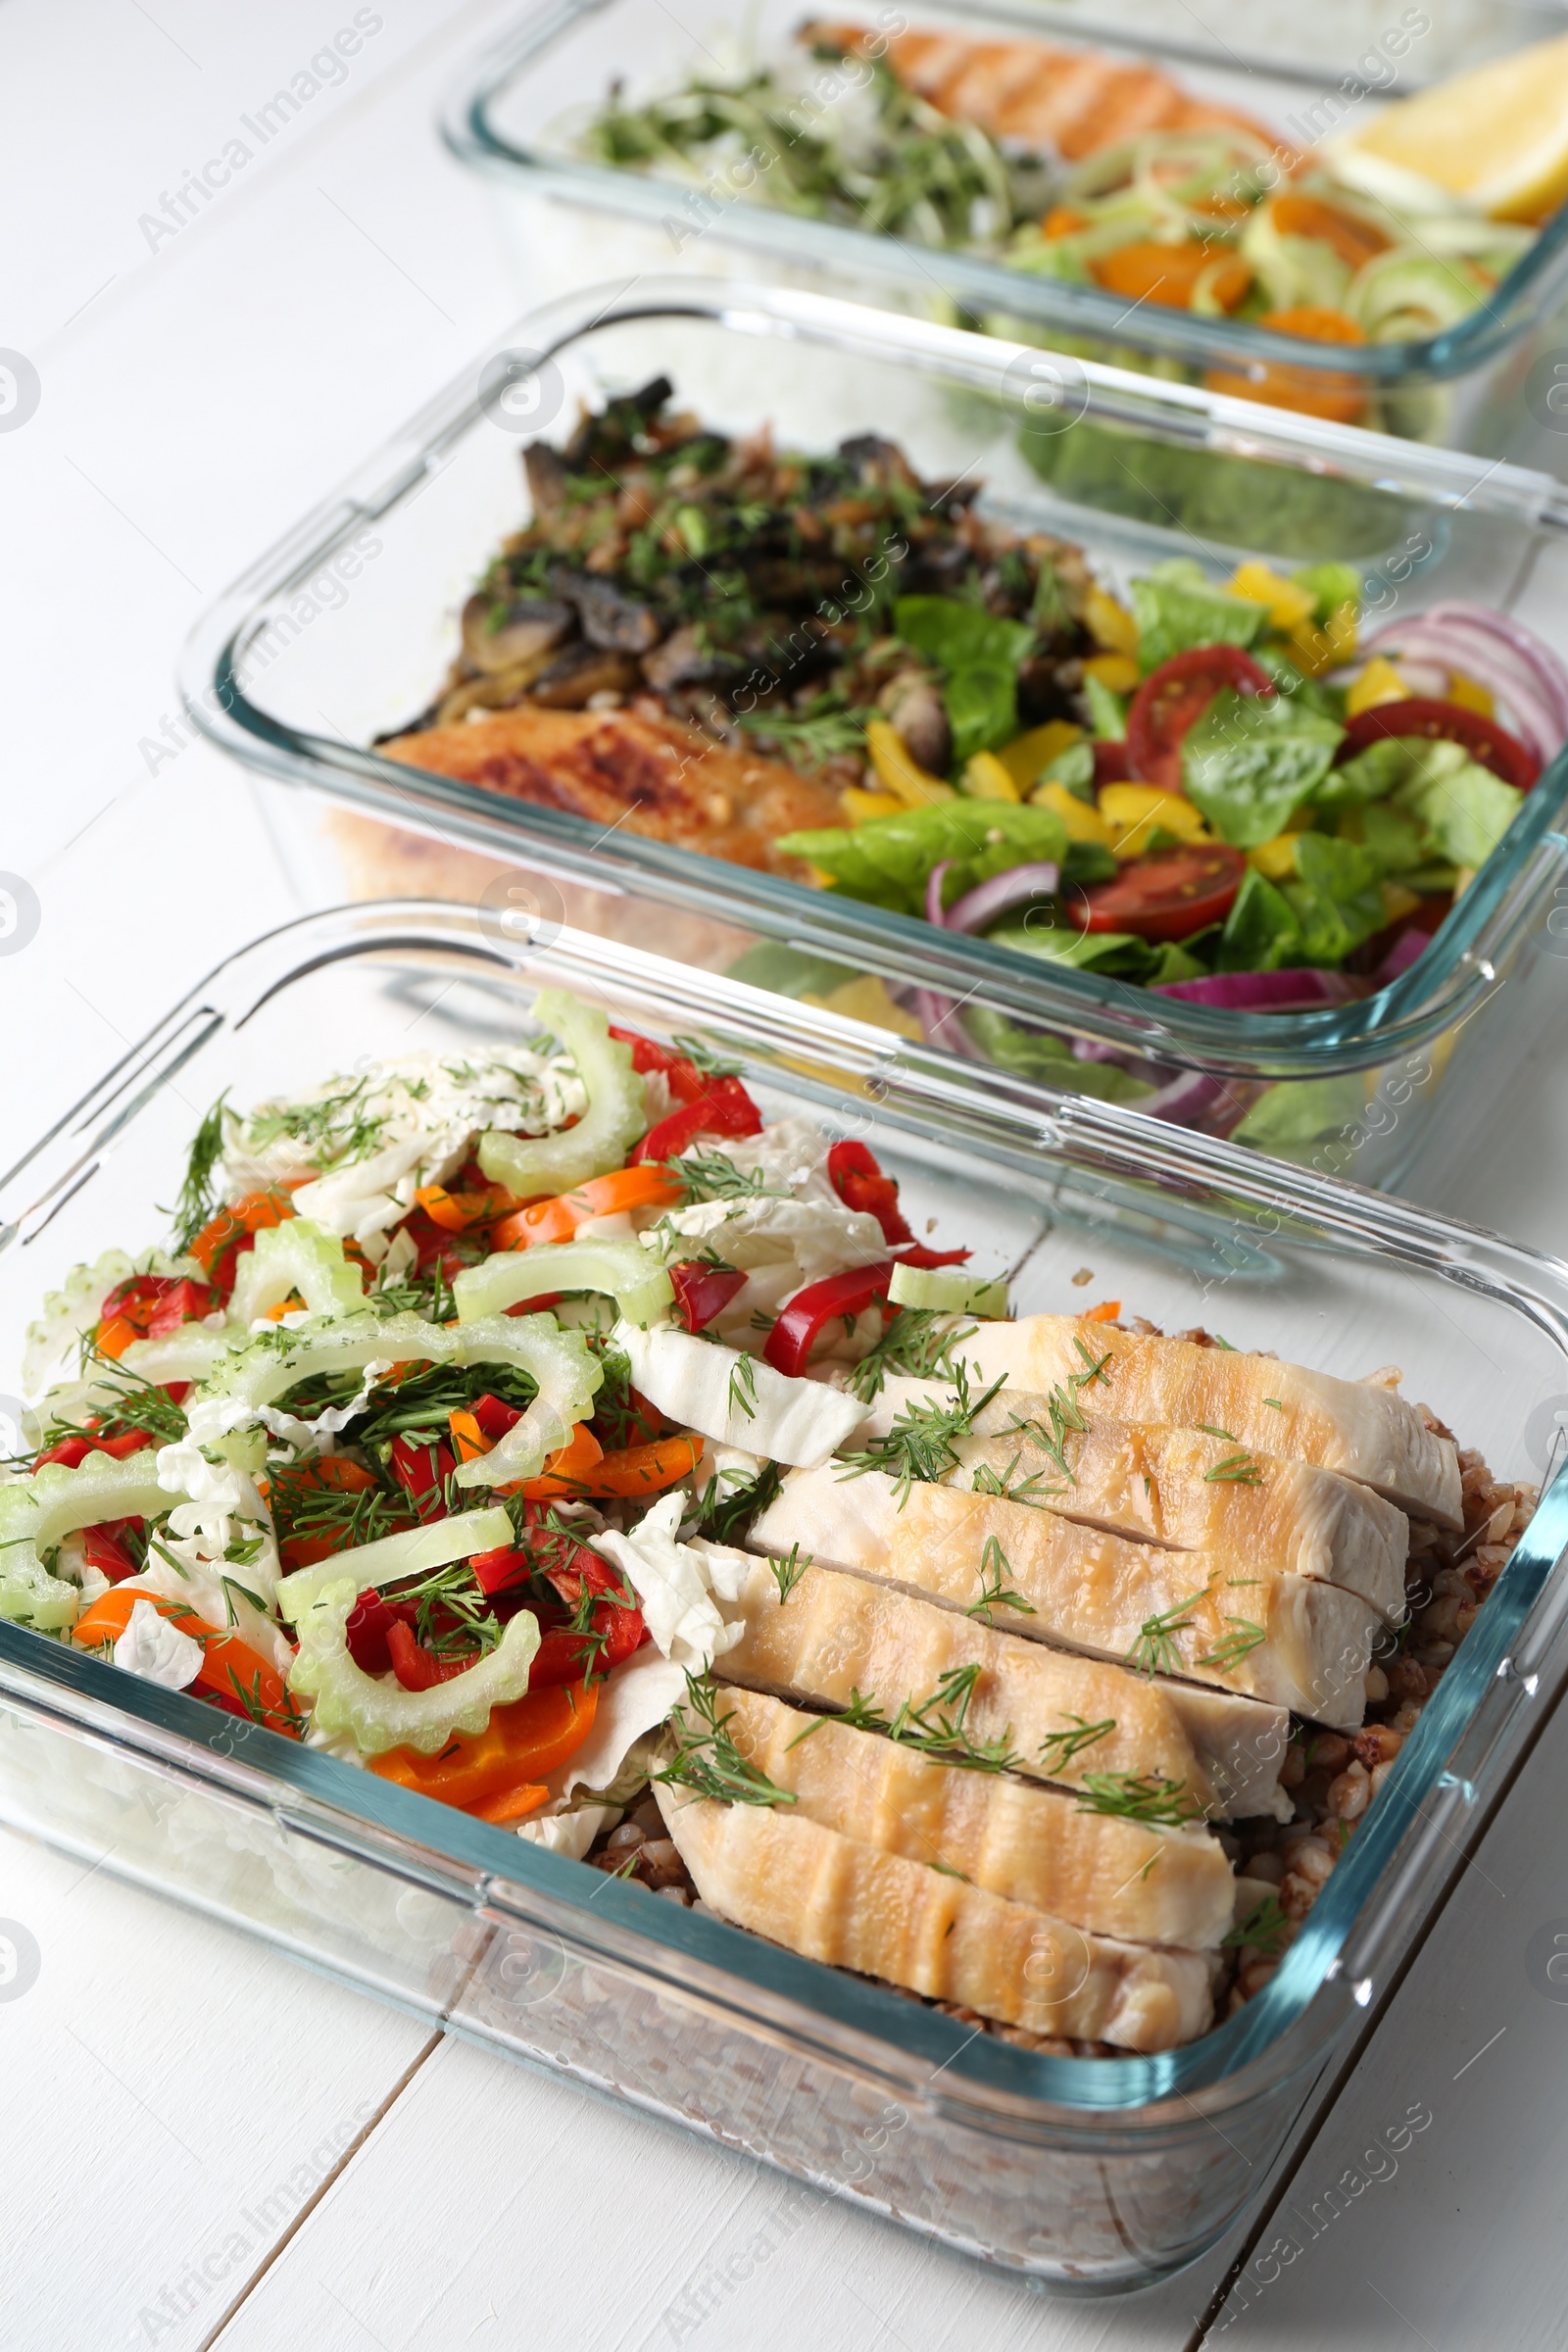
(573, 18), (1538, 424)
(393, 381), (1568, 1114)
(1, 1000), (1534, 2052)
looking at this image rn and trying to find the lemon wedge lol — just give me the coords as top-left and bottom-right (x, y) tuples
(1336, 34), (1568, 223)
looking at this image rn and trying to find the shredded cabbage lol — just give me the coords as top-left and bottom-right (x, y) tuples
(453, 1240), (673, 1332)
(286, 1576), (539, 1754)
(613, 1321), (863, 1467)
(476, 992), (647, 1197)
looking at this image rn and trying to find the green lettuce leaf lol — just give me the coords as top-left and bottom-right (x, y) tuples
(776, 799), (1070, 916)
(1282, 834), (1386, 964)
(1130, 559), (1270, 672)
(959, 1006), (1157, 1102)
(1182, 690), (1345, 849)
(1083, 674), (1128, 740)
(1392, 746), (1522, 869)
(1230, 1072), (1369, 1161)
(893, 597), (1034, 766)
(1217, 867), (1304, 973)
(1290, 562), (1360, 623)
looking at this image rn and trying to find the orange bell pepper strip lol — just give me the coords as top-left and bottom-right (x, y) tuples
(1082, 1299), (1123, 1324)
(490, 1162), (684, 1252)
(562, 1432), (702, 1497)
(188, 1187), (294, 1277)
(96, 1316), (142, 1361)
(447, 1410), (606, 1495)
(72, 1589), (302, 1736)
(369, 1678), (598, 1808)
(1205, 308), (1367, 424)
(1091, 240), (1250, 312)
(466, 1782), (550, 1826)
(1268, 191), (1389, 272)
(415, 1181), (520, 1234)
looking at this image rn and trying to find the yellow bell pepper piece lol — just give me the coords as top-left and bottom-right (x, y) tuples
(996, 719), (1082, 790)
(1082, 652), (1141, 695)
(1249, 836), (1300, 880)
(1085, 588), (1139, 658)
(1098, 782), (1209, 859)
(842, 787), (906, 825)
(865, 717), (955, 807)
(962, 751), (1022, 802)
(1346, 657), (1409, 717)
(1381, 880), (1423, 923)
(801, 977), (924, 1040)
(1446, 670), (1494, 716)
(1289, 601), (1357, 679)
(1028, 781), (1117, 850)
(1230, 562), (1316, 631)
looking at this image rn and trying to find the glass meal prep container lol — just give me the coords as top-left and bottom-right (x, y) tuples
(181, 280), (1568, 1195)
(2, 900), (1568, 2288)
(441, 0), (1568, 462)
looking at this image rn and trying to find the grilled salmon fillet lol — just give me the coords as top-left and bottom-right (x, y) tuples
(751, 1468), (1381, 1727)
(718, 1559), (1291, 1819)
(849, 1376), (1409, 1618)
(657, 1785), (1216, 2049)
(379, 706), (845, 877)
(808, 22), (1276, 160)
(950, 1317), (1462, 1527)
(710, 1686), (1237, 1947)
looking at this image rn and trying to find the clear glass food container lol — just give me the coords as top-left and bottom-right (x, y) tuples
(179, 280), (1568, 1193)
(1, 901), (1567, 2287)
(440, 0), (1568, 461)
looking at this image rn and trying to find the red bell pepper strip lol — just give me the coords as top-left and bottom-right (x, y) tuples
(668, 1259), (748, 1333)
(388, 1435), (455, 1525)
(386, 1620), (477, 1690)
(609, 1026), (709, 1104)
(344, 1588), (419, 1676)
(891, 1243), (971, 1269)
(79, 1519), (142, 1583)
(631, 1075), (762, 1164)
(530, 1552), (648, 1688)
(827, 1141), (914, 1247)
(763, 1261), (896, 1378)
(32, 1425), (154, 1472)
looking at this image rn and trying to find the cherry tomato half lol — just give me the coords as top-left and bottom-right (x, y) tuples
(1125, 646), (1275, 792)
(1080, 844), (1249, 942)
(1336, 698), (1540, 790)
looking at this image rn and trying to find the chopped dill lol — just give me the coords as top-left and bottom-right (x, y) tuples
(1195, 1618), (1266, 1673)
(655, 1674), (797, 1807)
(1194, 1424), (1238, 1444)
(1204, 1452), (1262, 1486)
(163, 1093), (229, 1254)
(838, 1361), (1004, 1502)
(769, 1543), (811, 1605)
(1075, 1772), (1203, 1828)
(1126, 1588), (1210, 1678)
(965, 1535), (1036, 1626)
(1223, 1891), (1289, 1956)
(727, 1349), (759, 1426)
(846, 1310), (975, 1405)
(1037, 1714), (1115, 1776)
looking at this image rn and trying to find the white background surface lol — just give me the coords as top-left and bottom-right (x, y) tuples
(5, 6), (1568, 2348)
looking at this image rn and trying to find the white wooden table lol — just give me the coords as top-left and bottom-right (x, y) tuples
(4, 8), (1568, 2346)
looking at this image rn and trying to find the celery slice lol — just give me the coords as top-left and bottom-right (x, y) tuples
(476, 991), (647, 1197)
(227, 1217), (367, 1327)
(0, 1449), (217, 1632)
(452, 1239), (673, 1332)
(886, 1263), (1009, 1317)
(274, 1504), (514, 1621)
(286, 1575), (539, 1754)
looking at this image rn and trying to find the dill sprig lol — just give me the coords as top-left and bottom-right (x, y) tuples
(1195, 1617), (1267, 1673)
(163, 1093), (229, 1255)
(838, 1362), (1005, 1503)
(671, 1150), (788, 1204)
(655, 1674), (797, 1808)
(769, 1543), (811, 1605)
(1075, 1772), (1203, 1828)
(964, 1534), (1036, 1626)
(689, 1458), (784, 1545)
(1223, 1891), (1290, 1956)
(27, 1356), (191, 1464)
(727, 1349), (759, 1426)
(1000, 1377), (1088, 1487)
(668, 1034), (744, 1080)
(1037, 1713), (1116, 1776)
(1204, 1452), (1262, 1486)
(1194, 1423), (1238, 1443)
(845, 1310), (976, 1405)
(1126, 1587), (1211, 1679)
(885, 1662), (1020, 1775)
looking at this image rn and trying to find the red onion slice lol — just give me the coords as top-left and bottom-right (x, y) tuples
(1152, 968), (1367, 1012)
(910, 988), (986, 1059)
(944, 861), (1062, 935)
(1373, 926), (1432, 986)
(924, 858), (954, 929)
(1361, 605), (1568, 764)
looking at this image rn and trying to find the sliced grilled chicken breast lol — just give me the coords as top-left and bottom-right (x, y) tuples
(657, 1787), (1216, 2051)
(751, 1467), (1379, 1729)
(712, 1686), (1237, 1948)
(719, 1561), (1291, 1820)
(947, 1317), (1461, 1527)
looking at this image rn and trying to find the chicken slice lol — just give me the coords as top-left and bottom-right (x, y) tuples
(718, 1560), (1291, 1820)
(712, 1685), (1237, 1948)
(657, 1787), (1216, 2051)
(848, 1375), (1409, 1621)
(751, 1467), (1379, 1730)
(948, 1317), (1461, 1527)
(380, 706), (845, 879)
